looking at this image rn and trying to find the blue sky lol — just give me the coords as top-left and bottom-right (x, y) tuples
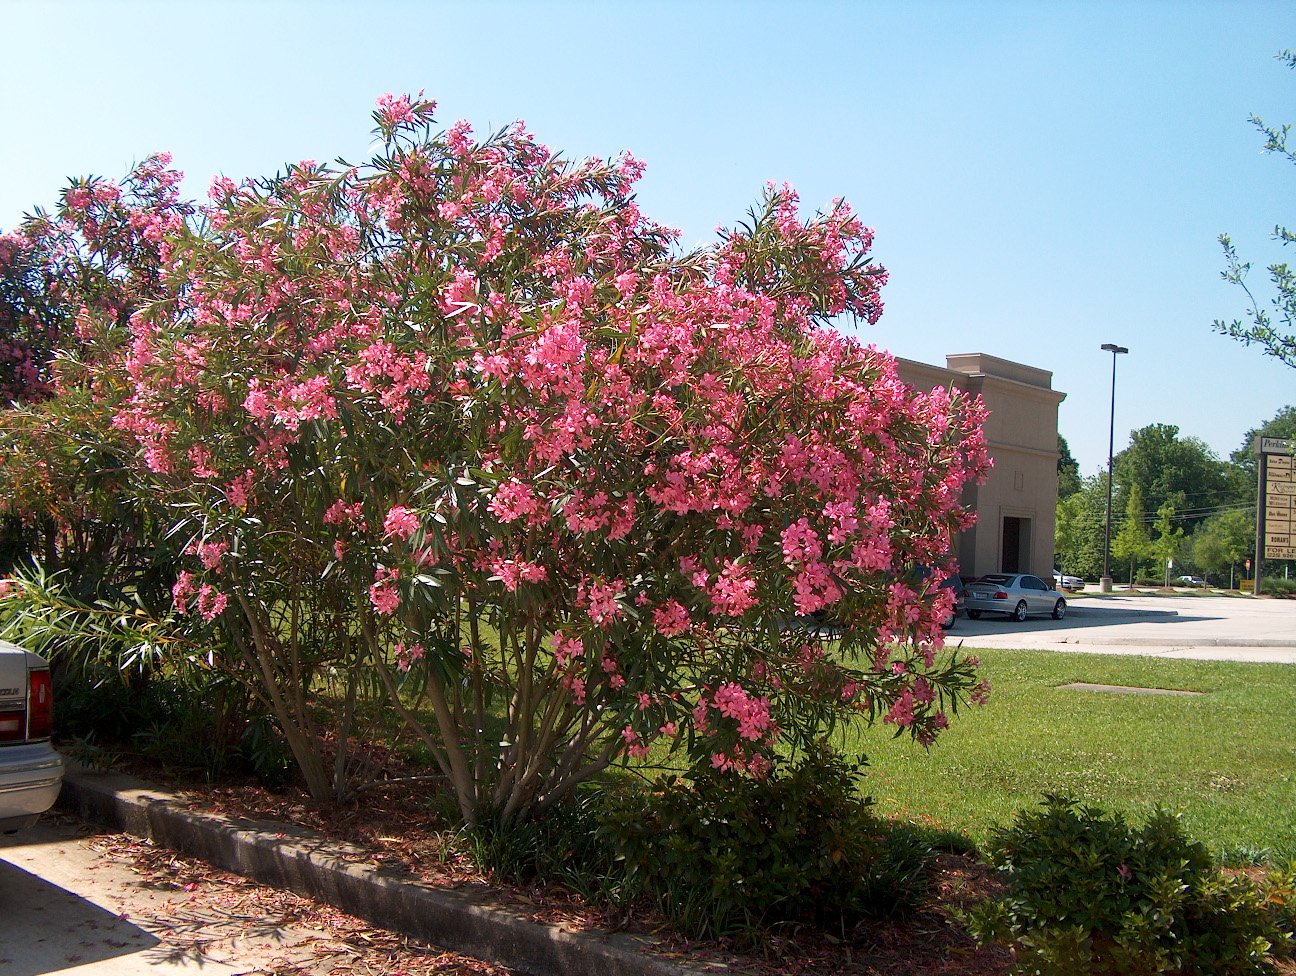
(2, 0), (1292, 475)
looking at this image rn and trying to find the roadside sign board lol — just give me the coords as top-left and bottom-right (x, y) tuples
(1259, 438), (1296, 560)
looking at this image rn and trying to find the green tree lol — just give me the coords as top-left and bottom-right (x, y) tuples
(1214, 50), (1296, 369)
(1229, 404), (1296, 487)
(1190, 508), (1255, 588)
(1151, 501), (1185, 587)
(1111, 484), (1153, 585)
(1056, 434), (1082, 499)
(1113, 424), (1229, 534)
(1054, 473), (1107, 581)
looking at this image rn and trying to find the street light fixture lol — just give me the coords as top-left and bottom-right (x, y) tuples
(1100, 343), (1129, 593)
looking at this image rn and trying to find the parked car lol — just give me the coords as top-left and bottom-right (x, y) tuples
(1052, 569), (1084, 590)
(1176, 575), (1207, 588)
(939, 574), (965, 629)
(0, 641), (64, 833)
(964, 573), (1066, 622)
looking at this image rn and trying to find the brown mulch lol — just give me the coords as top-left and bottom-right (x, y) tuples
(86, 758), (1013, 976)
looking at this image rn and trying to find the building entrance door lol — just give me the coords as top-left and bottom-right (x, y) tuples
(1001, 516), (1032, 574)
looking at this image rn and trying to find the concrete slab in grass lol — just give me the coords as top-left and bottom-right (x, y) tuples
(1058, 682), (1204, 696)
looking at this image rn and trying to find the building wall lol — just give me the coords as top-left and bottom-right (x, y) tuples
(894, 353), (1065, 580)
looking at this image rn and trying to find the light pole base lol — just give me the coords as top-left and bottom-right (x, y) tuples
(1100, 576), (1113, 593)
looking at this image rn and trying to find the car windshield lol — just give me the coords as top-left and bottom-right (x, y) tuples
(975, 574), (1013, 585)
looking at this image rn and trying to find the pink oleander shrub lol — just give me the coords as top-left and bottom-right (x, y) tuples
(0, 95), (989, 825)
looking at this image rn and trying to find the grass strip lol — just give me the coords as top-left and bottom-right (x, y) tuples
(848, 647), (1296, 864)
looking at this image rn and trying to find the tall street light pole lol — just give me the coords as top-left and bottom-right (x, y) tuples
(1100, 343), (1128, 593)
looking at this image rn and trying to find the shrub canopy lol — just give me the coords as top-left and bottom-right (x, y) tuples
(0, 95), (989, 824)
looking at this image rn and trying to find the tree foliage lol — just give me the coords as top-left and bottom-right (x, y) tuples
(1190, 508), (1255, 586)
(1214, 50), (1296, 369)
(0, 96), (990, 825)
(1150, 501), (1185, 586)
(1111, 484), (1153, 585)
(1056, 434), (1081, 500)
(1113, 424), (1229, 535)
(1054, 473), (1107, 581)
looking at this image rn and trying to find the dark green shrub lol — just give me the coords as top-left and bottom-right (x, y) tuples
(597, 749), (933, 940)
(465, 788), (638, 913)
(1260, 577), (1296, 597)
(55, 663), (292, 787)
(967, 794), (1289, 975)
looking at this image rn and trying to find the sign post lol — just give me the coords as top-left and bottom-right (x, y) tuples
(1256, 436), (1296, 597)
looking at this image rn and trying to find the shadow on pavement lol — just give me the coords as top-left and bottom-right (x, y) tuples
(0, 858), (159, 976)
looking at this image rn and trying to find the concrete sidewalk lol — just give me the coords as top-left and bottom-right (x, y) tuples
(948, 591), (1296, 662)
(54, 766), (701, 976)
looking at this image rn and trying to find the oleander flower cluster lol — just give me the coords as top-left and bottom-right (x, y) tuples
(1, 95), (989, 824)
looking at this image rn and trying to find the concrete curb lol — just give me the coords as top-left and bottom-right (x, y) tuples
(1053, 636), (1296, 648)
(56, 767), (703, 976)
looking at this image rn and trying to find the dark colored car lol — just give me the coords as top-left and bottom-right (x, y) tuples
(940, 574), (965, 629)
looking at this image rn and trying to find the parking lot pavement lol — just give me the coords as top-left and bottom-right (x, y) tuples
(0, 815), (342, 976)
(946, 591), (1296, 662)
(0, 814), (508, 976)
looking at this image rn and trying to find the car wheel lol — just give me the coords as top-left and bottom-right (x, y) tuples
(967, 610), (982, 620)
(1051, 599), (1066, 620)
(1012, 601), (1028, 622)
(941, 612), (955, 629)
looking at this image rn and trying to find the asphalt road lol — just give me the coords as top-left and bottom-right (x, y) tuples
(947, 589), (1296, 662)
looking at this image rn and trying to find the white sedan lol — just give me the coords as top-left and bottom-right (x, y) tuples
(964, 574), (1067, 622)
(1053, 570), (1084, 590)
(0, 641), (64, 833)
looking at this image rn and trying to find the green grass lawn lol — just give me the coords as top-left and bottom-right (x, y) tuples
(846, 648), (1296, 864)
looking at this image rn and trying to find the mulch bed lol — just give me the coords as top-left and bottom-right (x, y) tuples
(95, 758), (1013, 976)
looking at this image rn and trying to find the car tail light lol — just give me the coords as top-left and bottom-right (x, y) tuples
(27, 668), (53, 740)
(0, 706), (22, 742)
(993, 591), (1008, 599)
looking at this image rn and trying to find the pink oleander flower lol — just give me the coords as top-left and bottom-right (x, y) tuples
(369, 567), (401, 615)
(709, 561), (758, 617)
(648, 598), (689, 635)
(712, 682), (773, 741)
(488, 480), (540, 522)
(383, 505), (420, 540)
(324, 499), (364, 527)
(584, 579), (624, 625)
(551, 632), (584, 667)
(188, 445), (218, 479)
(563, 674), (586, 704)
(198, 540), (229, 572)
(883, 689), (915, 729)
(224, 471), (254, 509)
(395, 642), (425, 672)
(376, 92), (415, 127)
(196, 584), (228, 622)
(172, 571), (195, 614)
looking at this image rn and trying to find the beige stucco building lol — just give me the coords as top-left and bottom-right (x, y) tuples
(895, 353), (1066, 581)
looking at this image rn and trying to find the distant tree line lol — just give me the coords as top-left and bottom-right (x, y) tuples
(1055, 407), (1296, 586)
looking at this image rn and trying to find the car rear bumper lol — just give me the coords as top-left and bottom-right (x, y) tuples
(963, 597), (1016, 615)
(0, 741), (64, 832)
